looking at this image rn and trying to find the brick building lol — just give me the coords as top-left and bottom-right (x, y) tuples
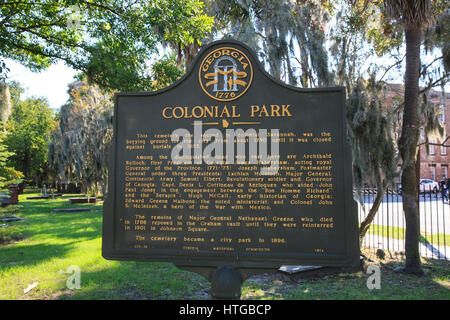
(384, 83), (450, 182)
(419, 88), (450, 182)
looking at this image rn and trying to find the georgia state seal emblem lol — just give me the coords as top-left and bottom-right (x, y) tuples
(199, 47), (253, 102)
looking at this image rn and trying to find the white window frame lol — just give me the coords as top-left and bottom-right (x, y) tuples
(442, 166), (448, 180)
(430, 165), (436, 181)
(439, 105), (445, 123)
(429, 140), (435, 155)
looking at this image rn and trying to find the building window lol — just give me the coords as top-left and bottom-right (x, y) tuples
(442, 166), (448, 180)
(442, 145), (447, 155)
(429, 140), (435, 155)
(430, 165), (436, 181)
(439, 105), (445, 123)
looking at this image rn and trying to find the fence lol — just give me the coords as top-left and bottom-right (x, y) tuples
(355, 184), (449, 260)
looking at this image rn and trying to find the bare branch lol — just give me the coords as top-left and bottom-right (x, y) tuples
(391, 73), (450, 114)
(420, 73), (450, 94)
(379, 55), (405, 82)
(420, 55), (444, 76)
(78, 0), (124, 18)
(417, 135), (450, 147)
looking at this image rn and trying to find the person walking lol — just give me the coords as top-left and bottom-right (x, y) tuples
(440, 179), (448, 203)
(446, 178), (450, 203)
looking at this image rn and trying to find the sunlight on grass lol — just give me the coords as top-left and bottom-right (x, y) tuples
(366, 224), (450, 246)
(1, 190), (449, 300)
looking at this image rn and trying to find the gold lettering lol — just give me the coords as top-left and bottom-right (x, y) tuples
(192, 106), (204, 118)
(231, 105), (240, 117)
(270, 105), (281, 117)
(162, 107), (172, 119)
(250, 105), (259, 117)
(173, 106), (184, 118)
(219, 105), (231, 118)
(282, 104), (292, 117)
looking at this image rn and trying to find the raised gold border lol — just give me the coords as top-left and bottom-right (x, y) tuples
(198, 46), (253, 102)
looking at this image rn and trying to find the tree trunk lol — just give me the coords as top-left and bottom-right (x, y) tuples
(183, 41), (200, 71)
(22, 150), (30, 180)
(399, 27), (423, 275)
(176, 42), (182, 69)
(265, 24), (281, 80)
(359, 181), (386, 241)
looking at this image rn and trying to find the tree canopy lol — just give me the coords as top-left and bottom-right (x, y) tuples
(0, 130), (23, 188)
(0, 0), (214, 90)
(4, 95), (55, 184)
(48, 79), (113, 195)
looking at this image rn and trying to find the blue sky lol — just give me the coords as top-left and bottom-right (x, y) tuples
(5, 47), (447, 112)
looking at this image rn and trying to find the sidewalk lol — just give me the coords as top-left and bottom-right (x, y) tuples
(362, 234), (450, 261)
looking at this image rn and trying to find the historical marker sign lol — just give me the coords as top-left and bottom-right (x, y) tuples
(102, 40), (359, 270)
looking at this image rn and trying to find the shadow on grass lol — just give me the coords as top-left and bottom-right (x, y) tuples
(19, 200), (102, 212)
(0, 242), (76, 269)
(419, 236), (449, 260)
(239, 254), (450, 300)
(11, 199), (104, 242)
(58, 261), (210, 300)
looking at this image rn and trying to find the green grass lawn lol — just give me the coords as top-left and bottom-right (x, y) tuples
(0, 190), (449, 300)
(365, 224), (450, 247)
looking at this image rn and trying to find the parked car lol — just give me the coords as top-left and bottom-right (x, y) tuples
(396, 179), (439, 194)
(419, 179), (439, 193)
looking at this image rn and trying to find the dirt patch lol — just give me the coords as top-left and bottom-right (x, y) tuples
(240, 249), (450, 299)
(0, 234), (26, 246)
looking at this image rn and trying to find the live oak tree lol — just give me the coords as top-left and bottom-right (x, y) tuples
(0, 81), (17, 186)
(205, 1), (448, 251)
(153, 0), (215, 71)
(333, 2), (404, 243)
(0, 82), (11, 131)
(150, 54), (184, 90)
(207, 1), (400, 240)
(0, 80), (24, 186)
(0, 0), (213, 91)
(1, 0), (214, 192)
(340, 1), (448, 260)
(346, 79), (397, 241)
(206, 0), (333, 86)
(48, 80), (113, 196)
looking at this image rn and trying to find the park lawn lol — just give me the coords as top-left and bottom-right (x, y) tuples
(241, 252), (450, 300)
(0, 191), (208, 299)
(366, 224), (450, 247)
(0, 190), (448, 300)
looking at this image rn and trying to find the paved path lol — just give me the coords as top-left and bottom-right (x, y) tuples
(357, 194), (450, 260)
(361, 234), (450, 261)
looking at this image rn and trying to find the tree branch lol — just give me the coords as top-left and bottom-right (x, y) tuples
(4, 38), (87, 72)
(419, 73), (450, 94)
(78, 1), (124, 18)
(418, 135), (450, 147)
(5, 23), (82, 49)
(379, 55), (405, 82)
(420, 55), (444, 76)
(391, 72), (450, 114)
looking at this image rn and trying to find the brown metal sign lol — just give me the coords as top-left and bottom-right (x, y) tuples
(102, 40), (359, 270)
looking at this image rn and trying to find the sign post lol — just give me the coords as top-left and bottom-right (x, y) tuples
(102, 40), (359, 299)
